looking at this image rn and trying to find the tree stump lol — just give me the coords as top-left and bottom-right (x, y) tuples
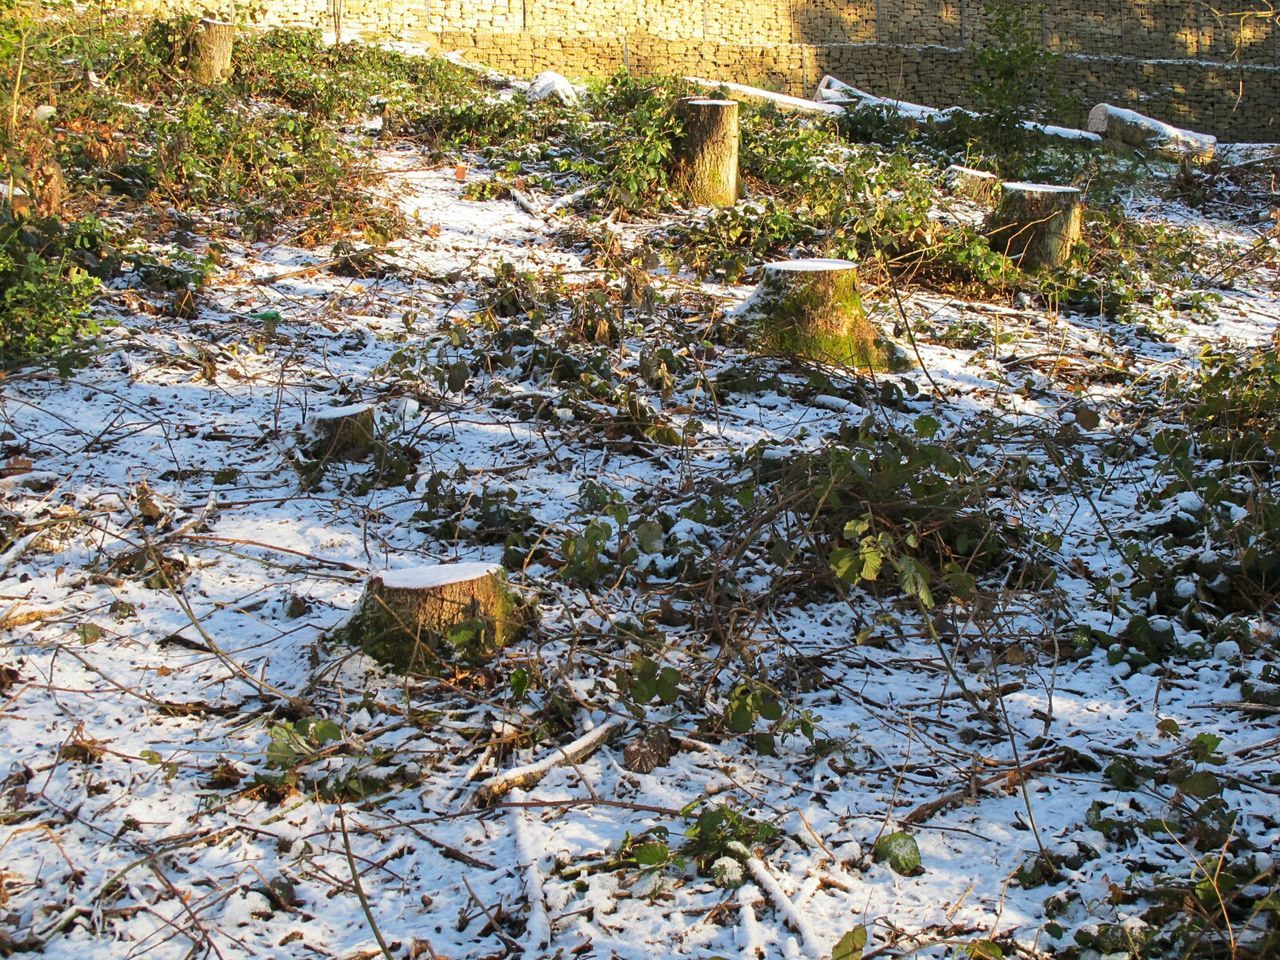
(1087, 103), (1216, 165)
(304, 403), (376, 461)
(672, 98), (740, 208)
(738, 259), (890, 369)
(189, 18), (235, 86)
(342, 563), (525, 671)
(945, 165), (1000, 206)
(985, 183), (1082, 271)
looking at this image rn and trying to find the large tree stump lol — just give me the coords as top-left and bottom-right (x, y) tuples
(1087, 103), (1216, 165)
(189, 18), (235, 86)
(673, 98), (740, 208)
(738, 259), (890, 369)
(304, 403), (376, 461)
(342, 563), (525, 671)
(985, 183), (1082, 271)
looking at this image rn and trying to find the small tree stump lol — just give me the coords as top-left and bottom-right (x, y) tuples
(304, 403), (376, 461)
(738, 258), (889, 368)
(945, 165), (1000, 206)
(1087, 103), (1216, 165)
(673, 98), (740, 208)
(342, 563), (525, 671)
(189, 18), (235, 86)
(985, 183), (1082, 271)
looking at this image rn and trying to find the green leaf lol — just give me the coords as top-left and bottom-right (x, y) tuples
(873, 831), (922, 875)
(966, 941), (1004, 959)
(829, 547), (859, 584)
(1179, 771), (1220, 798)
(633, 841), (669, 867)
(510, 667), (529, 701)
(913, 414), (940, 439)
(727, 703), (754, 734)
(832, 925), (868, 960)
(447, 359), (469, 393)
(757, 694), (783, 722)
(656, 667), (681, 705)
(635, 520), (664, 553)
(311, 719), (342, 744)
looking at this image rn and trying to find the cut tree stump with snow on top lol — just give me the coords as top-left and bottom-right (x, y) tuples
(1087, 103), (1216, 164)
(340, 562), (526, 671)
(986, 182), (1083, 271)
(737, 259), (894, 369)
(673, 98), (740, 208)
(945, 165), (1000, 206)
(188, 18), (235, 86)
(303, 403), (376, 461)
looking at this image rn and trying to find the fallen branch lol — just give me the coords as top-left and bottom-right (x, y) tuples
(745, 857), (823, 960)
(684, 76), (846, 117)
(472, 717), (624, 807)
(901, 752), (1061, 826)
(510, 793), (551, 959)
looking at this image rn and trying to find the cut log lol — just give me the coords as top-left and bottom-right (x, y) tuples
(737, 259), (890, 369)
(985, 183), (1082, 271)
(342, 562), (525, 671)
(945, 165), (1000, 206)
(1087, 103), (1216, 164)
(683, 76), (846, 118)
(189, 18), (235, 86)
(304, 403), (376, 461)
(673, 98), (740, 208)
(526, 71), (577, 106)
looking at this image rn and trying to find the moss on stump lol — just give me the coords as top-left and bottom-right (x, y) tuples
(339, 563), (526, 672)
(739, 259), (897, 369)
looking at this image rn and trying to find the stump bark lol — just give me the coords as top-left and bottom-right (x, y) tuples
(673, 98), (740, 208)
(343, 563), (524, 671)
(738, 259), (888, 368)
(189, 18), (235, 86)
(945, 165), (1000, 206)
(304, 403), (376, 461)
(1087, 103), (1216, 164)
(986, 183), (1082, 271)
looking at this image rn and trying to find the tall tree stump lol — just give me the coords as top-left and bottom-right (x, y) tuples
(738, 259), (889, 369)
(341, 563), (525, 671)
(189, 18), (235, 86)
(985, 183), (1082, 271)
(672, 98), (740, 208)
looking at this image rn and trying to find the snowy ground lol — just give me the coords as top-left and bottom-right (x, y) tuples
(2, 132), (1279, 960)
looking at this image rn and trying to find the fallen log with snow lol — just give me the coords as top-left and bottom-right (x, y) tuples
(816, 74), (1102, 145)
(683, 76), (846, 117)
(1087, 103), (1216, 164)
(473, 717), (625, 807)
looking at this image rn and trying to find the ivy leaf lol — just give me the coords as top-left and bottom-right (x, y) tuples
(311, 719), (342, 744)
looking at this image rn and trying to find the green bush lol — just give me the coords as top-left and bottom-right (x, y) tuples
(0, 213), (107, 368)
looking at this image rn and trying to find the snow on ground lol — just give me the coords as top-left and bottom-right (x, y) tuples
(2, 136), (1279, 960)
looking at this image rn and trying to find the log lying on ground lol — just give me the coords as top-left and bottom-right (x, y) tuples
(1087, 103), (1216, 164)
(986, 182), (1083, 271)
(342, 562), (525, 671)
(673, 98), (740, 207)
(945, 165), (1001, 206)
(303, 403), (376, 461)
(526, 71), (578, 105)
(737, 259), (891, 369)
(188, 18), (235, 86)
(683, 76), (846, 117)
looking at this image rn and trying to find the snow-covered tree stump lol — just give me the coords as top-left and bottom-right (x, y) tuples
(738, 259), (889, 368)
(304, 403), (376, 461)
(1087, 103), (1216, 165)
(673, 98), (740, 208)
(945, 165), (1000, 206)
(189, 18), (235, 86)
(342, 563), (525, 671)
(986, 183), (1082, 271)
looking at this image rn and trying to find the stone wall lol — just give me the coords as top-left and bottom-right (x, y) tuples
(146, 0), (1280, 140)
